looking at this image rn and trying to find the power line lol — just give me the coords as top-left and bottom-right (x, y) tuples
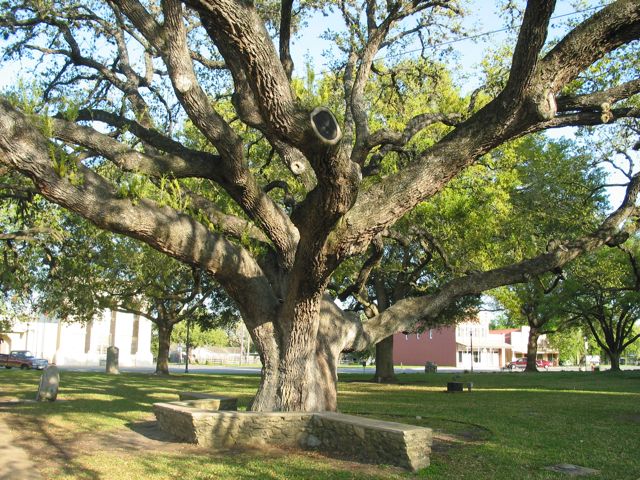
(375, 4), (607, 62)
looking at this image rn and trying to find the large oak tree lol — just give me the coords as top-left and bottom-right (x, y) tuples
(0, 0), (639, 411)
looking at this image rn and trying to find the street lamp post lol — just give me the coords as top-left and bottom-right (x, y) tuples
(185, 319), (191, 374)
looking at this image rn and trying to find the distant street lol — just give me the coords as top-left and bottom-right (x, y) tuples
(54, 364), (640, 375)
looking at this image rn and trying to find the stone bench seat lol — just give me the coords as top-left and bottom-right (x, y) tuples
(177, 392), (237, 411)
(153, 401), (432, 471)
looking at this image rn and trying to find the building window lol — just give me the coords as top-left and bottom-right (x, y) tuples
(97, 345), (109, 355)
(473, 350), (481, 362)
(458, 351), (463, 363)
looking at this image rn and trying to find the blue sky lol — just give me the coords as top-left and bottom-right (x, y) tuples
(289, 0), (605, 93)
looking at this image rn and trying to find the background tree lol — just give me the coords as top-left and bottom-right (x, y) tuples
(556, 243), (640, 371)
(548, 327), (588, 366)
(0, 0), (639, 411)
(33, 215), (236, 374)
(490, 134), (609, 371)
(171, 322), (231, 351)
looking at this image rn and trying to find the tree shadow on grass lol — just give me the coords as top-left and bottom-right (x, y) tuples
(2, 413), (101, 480)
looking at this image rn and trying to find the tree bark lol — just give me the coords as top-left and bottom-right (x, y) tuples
(373, 275), (397, 383)
(251, 336), (340, 412)
(608, 351), (621, 372)
(373, 335), (397, 383)
(525, 325), (541, 372)
(156, 323), (173, 375)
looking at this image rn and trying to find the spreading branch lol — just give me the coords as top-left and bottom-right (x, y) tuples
(347, 172), (640, 350)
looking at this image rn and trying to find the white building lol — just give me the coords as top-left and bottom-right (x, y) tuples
(492, 325), (559, 365)
(455, 317), (513, 370)
(0, 310), (154, 368)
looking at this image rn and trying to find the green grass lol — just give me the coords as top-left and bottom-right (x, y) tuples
(1, 369), (639, 479)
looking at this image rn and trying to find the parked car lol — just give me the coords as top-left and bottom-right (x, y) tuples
(507, 357), (551, 370)
(537, 359), (553, 369)
(0, 350), (49, 370)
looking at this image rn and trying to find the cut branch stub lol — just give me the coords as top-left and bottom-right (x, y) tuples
(310, 107), (342, 146)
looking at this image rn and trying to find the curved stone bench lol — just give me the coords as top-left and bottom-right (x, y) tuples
(177, 391), (238, 410)
(153, 400), (432, 471)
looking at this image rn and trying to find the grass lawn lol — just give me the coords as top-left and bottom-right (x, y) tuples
(0, 369), (638, 479)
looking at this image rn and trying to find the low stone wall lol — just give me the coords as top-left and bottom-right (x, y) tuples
(153, 400), (432, 471)
(311, 412), (432, 471)
(178, 392), (238, 410)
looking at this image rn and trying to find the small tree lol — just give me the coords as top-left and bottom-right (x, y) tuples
(35, 215), (234, 374)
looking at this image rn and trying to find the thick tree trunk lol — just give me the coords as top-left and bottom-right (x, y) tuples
(248, 296), (353, 412)
(275, 295), (338, 412)
(525, 326), (540, 372)
(373, 335), (397, 383)
(248, 323), (280, 411)
(251, 335), (340, 412)
(373, 276), (397, 383)
(156, 323), (173, 375)
(608, 351), (622, 372)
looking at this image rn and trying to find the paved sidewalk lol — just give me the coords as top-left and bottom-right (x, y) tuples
(0, 415), (42, 480)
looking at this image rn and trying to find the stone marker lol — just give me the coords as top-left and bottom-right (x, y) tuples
(36, 365), (59, 402)
(106, 346), (119, 374)
(447, 382), (463, 392)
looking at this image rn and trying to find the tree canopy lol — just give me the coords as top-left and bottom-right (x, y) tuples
(0, 0), (639, 411)
(555, 242), (640, 370)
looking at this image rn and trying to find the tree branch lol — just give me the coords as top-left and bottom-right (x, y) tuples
(50, 117), (223, 179)
(346, 172), (640, 349)
(537, 0), (640, 93)
(503, 0), (555, 101)
(0, 227), (60, 242)
(556, 78), (640, 112)
(279, 0), (294, 79)
(336, 3), (640, 259)
(338, 235), (384, 302)
(0, 99), (279, 326)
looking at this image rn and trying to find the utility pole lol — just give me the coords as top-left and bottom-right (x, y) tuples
(240, 324), (245, 365)
(470, 330), (474, 373)
(185, 318), (191, 374)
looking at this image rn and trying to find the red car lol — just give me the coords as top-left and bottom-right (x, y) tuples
(507, 357), (551, 370)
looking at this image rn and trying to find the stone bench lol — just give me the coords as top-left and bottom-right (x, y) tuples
(153, 401), (432, 471)
(177, 392), (238, 411)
